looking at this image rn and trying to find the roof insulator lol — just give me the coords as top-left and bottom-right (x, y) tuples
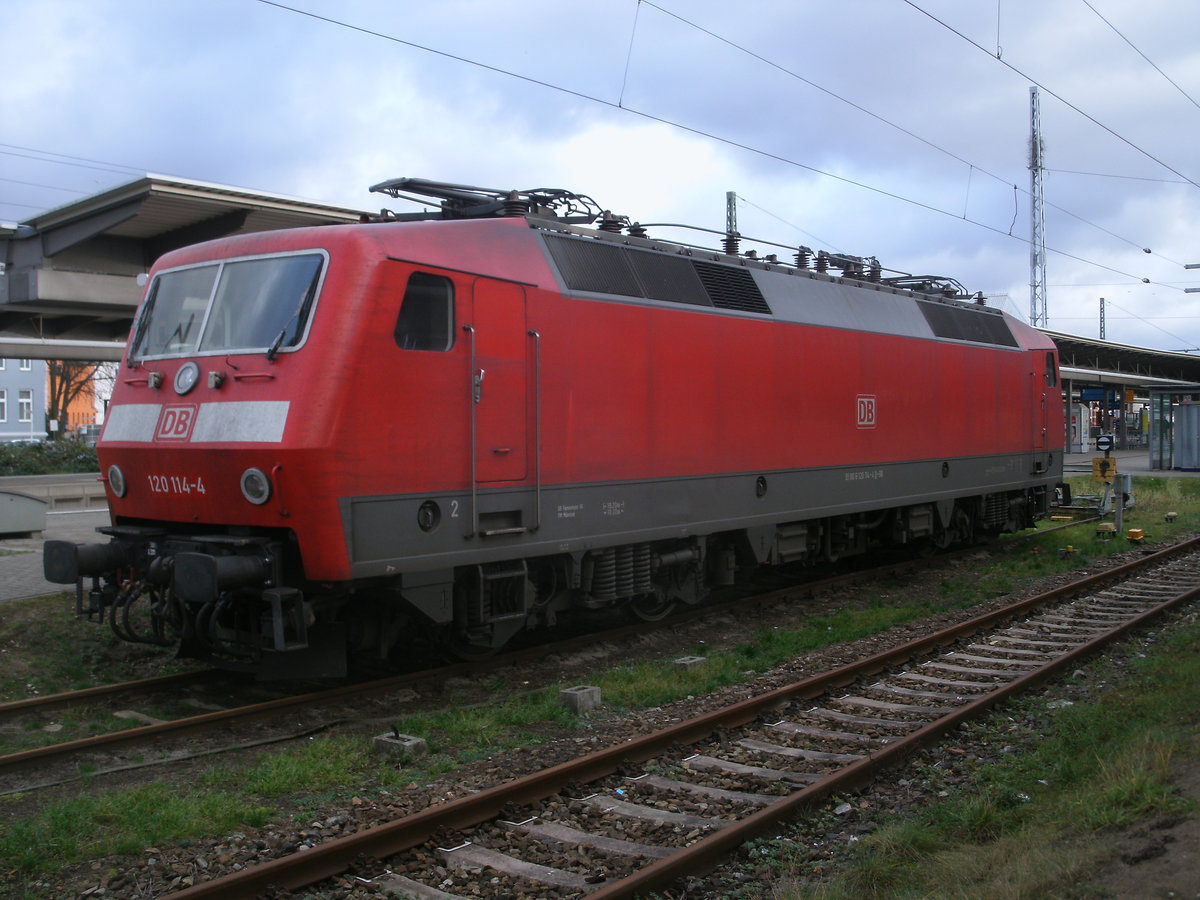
(597, 210), (623, 233)
(501, 191), (529, 217)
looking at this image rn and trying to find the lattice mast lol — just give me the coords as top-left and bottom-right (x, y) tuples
(1029, 86), (1048, 328)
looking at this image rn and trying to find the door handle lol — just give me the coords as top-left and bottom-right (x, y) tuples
(473, 368), (485, 403)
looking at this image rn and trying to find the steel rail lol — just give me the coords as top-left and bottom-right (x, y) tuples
(160, 535), (1200, 899)
(587, 551), (1200, 897)
(0, 668), (219, 719)
(0, 538), (999, 780)
(0, 606), (736, 778)
(0, 657), (483, 778)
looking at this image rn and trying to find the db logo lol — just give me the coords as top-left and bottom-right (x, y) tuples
(155, 405), (198, 441)
(856, 395), (877, 429)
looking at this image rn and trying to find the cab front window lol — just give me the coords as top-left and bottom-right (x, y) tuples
(131, 264), (216, 357)
(130, 251), (326, 360)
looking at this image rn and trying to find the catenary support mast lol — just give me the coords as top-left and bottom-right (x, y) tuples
(1029, 86), (1048, 328)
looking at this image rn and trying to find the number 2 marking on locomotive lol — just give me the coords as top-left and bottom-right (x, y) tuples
(450, 500), (460, 518)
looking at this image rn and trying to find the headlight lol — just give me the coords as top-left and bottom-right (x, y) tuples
(173, 361), (200, 395)
(240, 467), (272, 505)
(107, 465), (127, 498)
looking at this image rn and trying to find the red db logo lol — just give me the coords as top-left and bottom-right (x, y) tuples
(155, 405), (198, 441)
(856, 395), (877, 429)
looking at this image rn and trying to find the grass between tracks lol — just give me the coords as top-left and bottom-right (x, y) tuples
(0, 600), (195, 703)
(0, 476), (1198, 891)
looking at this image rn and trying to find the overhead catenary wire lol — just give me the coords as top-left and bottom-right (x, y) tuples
(0, 143), (146, 177)
(0, 3), (1182, 301)
(247, 0), (1172, 292)
(734, 195), (840, 254)
(0, 200), (56, 212)
(1096, 298), (1194, 349)
(901, 0), (1200, 191)
(1047, 168), (1188, 184)
(618, 0), (641, 108)
(640, 0), (993, 179)
(639, 0), (1180, 266)
(1079, 0), (1200, 114)
(0, 177), (90, 194)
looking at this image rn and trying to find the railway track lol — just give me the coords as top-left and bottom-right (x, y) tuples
(0, 668), (219, 720)
(151, 535), (1200, 899)
(0, 662), (465, 796)
(0, 539), (1012, 795)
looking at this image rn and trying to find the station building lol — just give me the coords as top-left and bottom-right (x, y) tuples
(2, 174), (1199, 467)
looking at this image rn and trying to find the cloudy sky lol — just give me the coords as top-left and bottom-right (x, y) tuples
(3, 0), (1198, 351)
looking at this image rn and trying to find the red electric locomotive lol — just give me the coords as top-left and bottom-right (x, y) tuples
(45, 179), (1064, 677)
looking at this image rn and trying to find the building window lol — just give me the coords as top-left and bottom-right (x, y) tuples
(0, 390), (6, 422)
(18, 390), (32, 423)
(19, 359), (30, 371)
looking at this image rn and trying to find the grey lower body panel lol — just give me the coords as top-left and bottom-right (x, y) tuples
(341, 453), (1058, 580)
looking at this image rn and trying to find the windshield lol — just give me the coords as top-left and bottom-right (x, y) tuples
(130, 252), (325, 360)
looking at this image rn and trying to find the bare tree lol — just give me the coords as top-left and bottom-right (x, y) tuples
(45, 360), (101, 441)
(91, 362), (118, 419)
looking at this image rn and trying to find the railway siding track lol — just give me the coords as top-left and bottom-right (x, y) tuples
(155, 537), (1200, 899)
(0, 665), (466, 795)
(0, 670), (220, 720)
(0, 544), (1007, 795)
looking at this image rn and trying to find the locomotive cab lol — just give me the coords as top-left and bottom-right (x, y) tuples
(45, 247), (343, 677)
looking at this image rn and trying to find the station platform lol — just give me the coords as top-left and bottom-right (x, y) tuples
(1063, 448), (1197, 475)
(0, 506), (109, 603)
(1064, 448), (1149, 473)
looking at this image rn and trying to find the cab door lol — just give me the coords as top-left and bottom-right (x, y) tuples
(1032, 350), (1057, 471)
(469, 278), (528, 484)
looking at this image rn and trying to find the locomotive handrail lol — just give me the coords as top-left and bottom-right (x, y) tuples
(529, 328), (542, 533)
(463, 323), (479, 539)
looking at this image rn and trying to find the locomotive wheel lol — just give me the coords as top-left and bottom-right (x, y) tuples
(629, 591), (675, 622)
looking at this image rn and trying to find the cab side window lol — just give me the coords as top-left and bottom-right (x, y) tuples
(1044, 351), (1058, 387)
(395, 272), (454, 351)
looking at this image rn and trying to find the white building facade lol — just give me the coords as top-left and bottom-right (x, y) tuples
(0, 358), (47, 442)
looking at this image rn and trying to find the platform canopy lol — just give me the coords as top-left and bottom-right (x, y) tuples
(0, 175), (368, 360)
(1046, 329), (1200, 388)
